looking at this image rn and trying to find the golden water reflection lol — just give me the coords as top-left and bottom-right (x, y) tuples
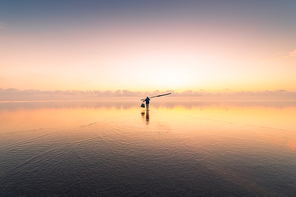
(1, 100), (296, 196)
(2, 100), (294, 150)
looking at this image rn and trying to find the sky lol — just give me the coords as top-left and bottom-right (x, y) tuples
(1, 0), (296, 99)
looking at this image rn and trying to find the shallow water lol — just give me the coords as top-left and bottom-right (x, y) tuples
(0, 100), (296, 196)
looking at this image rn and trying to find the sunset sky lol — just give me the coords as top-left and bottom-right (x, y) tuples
(1, 0), (296, 97)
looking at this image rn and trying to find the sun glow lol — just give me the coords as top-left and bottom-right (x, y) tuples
(149, 66), (192, 89)
(116, 54), (197, 91)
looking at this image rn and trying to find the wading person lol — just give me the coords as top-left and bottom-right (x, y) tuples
(141, 93), (171, 111)
(144, 97), (150, 111)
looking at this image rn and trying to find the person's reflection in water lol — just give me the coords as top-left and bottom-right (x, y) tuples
(141, 110), (150, 125)
(145, 110), (149, 125)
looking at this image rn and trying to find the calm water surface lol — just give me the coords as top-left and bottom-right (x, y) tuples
(0, 100), (296, 196)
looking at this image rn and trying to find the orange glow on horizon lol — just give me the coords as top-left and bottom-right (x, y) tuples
(1, 2), (296, 92)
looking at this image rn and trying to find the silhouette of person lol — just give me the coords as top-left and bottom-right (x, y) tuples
(144, 97), (150, 111)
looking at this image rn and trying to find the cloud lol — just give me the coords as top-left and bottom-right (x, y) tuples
(264, 49), (296, 62)
(0, 89), (148, 101)
(1, 88), (296, 101)
(289, 50), (296, 57)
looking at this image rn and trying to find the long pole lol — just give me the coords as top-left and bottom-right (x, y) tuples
(141, 93), (171, 101)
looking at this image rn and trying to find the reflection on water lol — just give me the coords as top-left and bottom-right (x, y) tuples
(0, 100), (296, 196)
(146, 110), (150, 124)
